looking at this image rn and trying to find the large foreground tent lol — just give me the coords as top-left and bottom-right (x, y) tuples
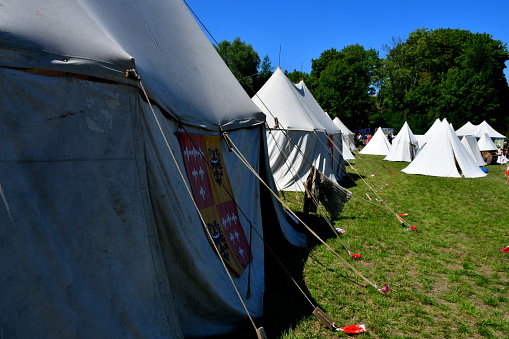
(384, 122), (419, 162)
(252, 67), (338, 191)
(0, 1), (306, 337)
(359, 127), (391, 156)
(402, 120), (486, 178)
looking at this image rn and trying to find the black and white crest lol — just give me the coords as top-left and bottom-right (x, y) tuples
(208, 148), (224, 185)
(206, 220), (229, 260)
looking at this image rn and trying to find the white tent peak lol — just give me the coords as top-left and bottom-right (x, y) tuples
(456, 120), (506, 139)
(415, 118), (441, 148)
(293, 80), (340, 134)
(478, 133), (498, 151)
(384, 121), (419, 162)
(402, 119), (486, 178)
(473, 121), (506, 139)
(456, 121), (477, 136)
(359, 127), (391, 155)
(252, 66), (326, 132)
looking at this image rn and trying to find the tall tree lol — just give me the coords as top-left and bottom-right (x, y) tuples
(310, 45), (381, 129)
(215, 37), (274, 96)
(255, 55), (273, 91)
(381, 28), (509, 134)
(216, 37), (261, 96)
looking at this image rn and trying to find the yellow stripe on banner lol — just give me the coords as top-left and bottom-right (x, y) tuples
(203, 135), (234, 205)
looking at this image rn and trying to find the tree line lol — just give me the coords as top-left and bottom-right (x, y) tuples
(216, 28), (509, 135)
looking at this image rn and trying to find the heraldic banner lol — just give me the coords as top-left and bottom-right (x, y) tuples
(177, 133), (252, 277)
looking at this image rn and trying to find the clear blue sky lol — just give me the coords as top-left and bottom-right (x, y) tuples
(185, 0), (509, 78)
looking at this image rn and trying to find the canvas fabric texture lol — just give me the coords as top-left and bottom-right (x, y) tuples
(0, 0), (308, 337)
(384, 122), (419, 162)
(359, 127), (391, 155)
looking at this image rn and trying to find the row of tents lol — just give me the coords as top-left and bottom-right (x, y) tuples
(1, 1), (503, 337)
(252, 66), (355, 192)
(359, 118), (506, 178)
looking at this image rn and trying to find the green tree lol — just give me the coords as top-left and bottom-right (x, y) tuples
(216, 37), (260, 96)
(255, 55), (273, 91)
(310, 45), (381, 129)
(381, 28), (509, 134)
(285, 70), (310, 84)
(215, 37), (274, 96)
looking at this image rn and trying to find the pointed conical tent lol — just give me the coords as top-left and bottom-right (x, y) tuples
(461, 136), (487, 166)
(333, 117), (357, 153)
(0, 1), (306, 337)
(456, 121), (477, 136)
(402, 120), (486, 178)
(359, 127), (391, 155)
(252, 67), (335, 191)
(473, 120), (506, 139)
(384, 122), (419, 162)
(478, 133), (498, 151)
(415, 118), (441, 148)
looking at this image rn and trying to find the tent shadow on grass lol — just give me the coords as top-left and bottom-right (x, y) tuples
(212, 213), (337, 338)
(337, 170), (366, 189)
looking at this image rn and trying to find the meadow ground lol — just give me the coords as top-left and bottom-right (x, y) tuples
(256, 155), (509, 339)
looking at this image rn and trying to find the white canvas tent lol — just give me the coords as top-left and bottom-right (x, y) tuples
(456, 121), (478, 137)
(461, 136), (487, 166)
(473, 121), (506, 139)
(333, 117), (357, 152)
(415, 118), (441, 148)
(359, 127), (391, 155)
(252, 67), (337, 191)
(0, 1), (306, 338)
(384, 122), (419, 162)
(456, 120), (506, 140)
(402, 120), (486, 178)
(294, 80), (346, 178)
(477, 133), (498, 151)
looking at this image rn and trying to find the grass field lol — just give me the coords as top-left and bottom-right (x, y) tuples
(252, 155), (509, 338)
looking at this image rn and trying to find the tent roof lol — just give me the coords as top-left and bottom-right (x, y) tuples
(359, 127), (391, 155)
(473, 121), (506, 139)
(456, 121), (477, 136)
(424, 118), (442, 136)
(332, 117), (354, 135)
(0, 0), (264, 131)
(294, 80), (339, 134)
(384, 121), (419, 162)
(252, 67), (326, 132)
(477, 133), (498, 151)
(402, 119), (486, 178)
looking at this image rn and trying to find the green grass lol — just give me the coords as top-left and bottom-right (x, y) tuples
(280, 155), (509, 338)
(221, 155), (509, 338)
